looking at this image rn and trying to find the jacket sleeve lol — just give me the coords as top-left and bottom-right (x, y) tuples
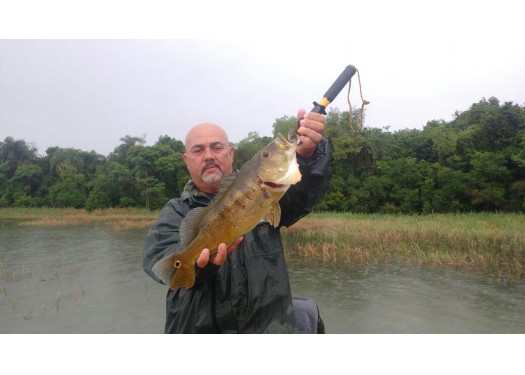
(278, 138), (332, 228)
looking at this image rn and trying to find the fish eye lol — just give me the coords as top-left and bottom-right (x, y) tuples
(262, 151), (270, 159)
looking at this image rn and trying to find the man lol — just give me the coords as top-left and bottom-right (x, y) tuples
(143, 109), (332, 333)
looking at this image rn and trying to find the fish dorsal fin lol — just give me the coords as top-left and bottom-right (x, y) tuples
(179, 174), (238, 245)
(264, 202), (281, 227)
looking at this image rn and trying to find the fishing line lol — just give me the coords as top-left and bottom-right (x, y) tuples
(347, 68), (370, 133)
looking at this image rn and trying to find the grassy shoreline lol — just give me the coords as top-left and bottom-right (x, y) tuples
(1, 208), (524, 279)
(282, 212), (525, 280)
(0, 207), (158, 231)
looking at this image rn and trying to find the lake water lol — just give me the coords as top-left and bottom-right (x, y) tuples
(1, 222), (524, 334)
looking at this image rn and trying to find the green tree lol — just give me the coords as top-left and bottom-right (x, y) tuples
(48, 162), (87, 208)
(466, 151), (511, 210)
(272, 115), (297, 138)
(86, 161), (137, 210)
(109, 135), (146, 164)
(0, 137), (38, 178)
(10, 164), (44, 207)
(376, 157), (424, 213)
(417, 162), (467, 213)
(150, 136), (187, 199)
(424, 119), (458, 163)
(331, 134), (369, 176)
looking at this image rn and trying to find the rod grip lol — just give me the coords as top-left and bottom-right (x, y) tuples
(312, 65), (357, 114)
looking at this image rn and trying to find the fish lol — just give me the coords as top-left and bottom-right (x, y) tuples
(152, 132), (302, 289)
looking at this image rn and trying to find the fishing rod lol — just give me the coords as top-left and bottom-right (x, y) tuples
(311, 64), (357, 115)
(291, 64), (369, 142)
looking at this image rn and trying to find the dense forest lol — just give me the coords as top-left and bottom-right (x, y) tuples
(1, 97), (524, 213)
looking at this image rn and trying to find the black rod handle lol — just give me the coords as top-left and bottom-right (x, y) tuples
(312, 65), (357, 114)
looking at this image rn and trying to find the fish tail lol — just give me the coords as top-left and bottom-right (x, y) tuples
(151, 253), (178, 286)
(151, 252), (196, 290)
(171, 260), (196, 289)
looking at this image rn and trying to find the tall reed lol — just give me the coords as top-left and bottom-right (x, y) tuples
(282, 212), (525, 280)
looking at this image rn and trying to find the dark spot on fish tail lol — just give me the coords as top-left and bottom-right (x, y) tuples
(174, 260), (181, 268)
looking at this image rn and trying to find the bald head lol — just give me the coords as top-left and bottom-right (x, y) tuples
(185, 123), (229, 150)
(183, 122), (234, 194)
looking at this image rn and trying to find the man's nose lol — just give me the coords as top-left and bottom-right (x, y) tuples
(203, 147), (215, 159)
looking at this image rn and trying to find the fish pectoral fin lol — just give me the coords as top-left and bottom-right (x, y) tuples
(264, 202), (281, 227)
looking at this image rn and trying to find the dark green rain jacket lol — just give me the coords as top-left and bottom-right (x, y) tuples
(143, 139), (332, 333)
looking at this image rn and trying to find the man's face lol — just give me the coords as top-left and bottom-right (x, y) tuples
(183, 124), (234, 194)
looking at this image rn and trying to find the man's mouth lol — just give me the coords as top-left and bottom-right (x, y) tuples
(203, 163), (220, 172)
(202, 165), (219, 173)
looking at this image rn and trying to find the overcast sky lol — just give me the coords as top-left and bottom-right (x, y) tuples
(1, 1), (524, 156)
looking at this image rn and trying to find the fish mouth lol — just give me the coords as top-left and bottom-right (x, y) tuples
(262, 181), (288, 190)
(276, 132), (297, 149)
